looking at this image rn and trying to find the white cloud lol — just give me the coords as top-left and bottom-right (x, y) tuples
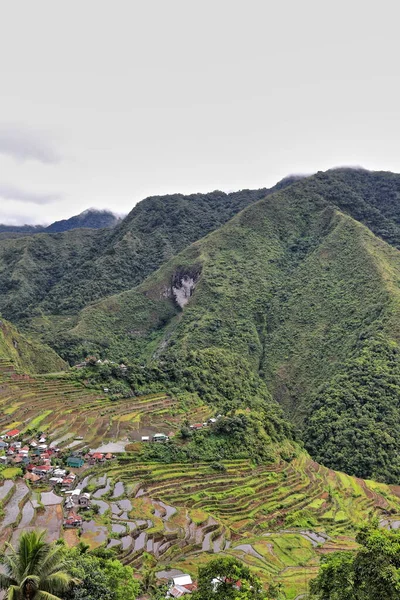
(0, 125), (61, 164)
(0, 183), (62, 205)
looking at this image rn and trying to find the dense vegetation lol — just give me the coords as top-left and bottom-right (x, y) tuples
(310, 524), (400, 599)
(3, 169), (400, 481)
(0, 187), (277, 321)
(0, 317), (66, 373)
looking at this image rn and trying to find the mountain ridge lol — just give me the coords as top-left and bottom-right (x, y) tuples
(0, 208), (120, 235)
(2, 168), (400, 481)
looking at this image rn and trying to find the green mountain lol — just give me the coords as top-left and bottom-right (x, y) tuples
(0, 187), (283, 321)
(29, 169), (400, 483)
(0, 318), (67, 373)
(2, 168), (400, 481)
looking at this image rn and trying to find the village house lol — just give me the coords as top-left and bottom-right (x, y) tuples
(67, 456), (84, 468)
(53, 468), (67, 477)
(64, 513), (83, 528)
(61, 476), (76, 490)
(152, 433), (169, 443)
(24, 472), (42, 483)
(49, 477), (64, 486)
(78, 492), (91, 508)
(0, 440), (9, 449)
(5, 429), (20, 439)
(90, 452), (105, 463)
(166, 575), (196, 597)
(33, 465), (53, 477)
(0, 456), (8, 465)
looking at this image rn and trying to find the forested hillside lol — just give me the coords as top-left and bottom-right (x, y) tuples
(2, 169), (400, 482)
(0, 318), (66, 373)
(0, 187), (281, 320)
(28, 169), (400, 483)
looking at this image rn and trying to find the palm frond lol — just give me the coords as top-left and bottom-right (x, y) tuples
(40, 571), (75, 594)
(5, 584), (20, 600)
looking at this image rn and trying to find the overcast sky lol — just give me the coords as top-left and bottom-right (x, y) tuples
(1, 1), (400, 224)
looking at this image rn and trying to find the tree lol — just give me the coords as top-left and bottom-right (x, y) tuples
(0, 531), (74, 600)
(140, 553), (158, 596)
(64, 548), (139, 600)
(310, 524), (400, 599)
(193, 556), (266, 599)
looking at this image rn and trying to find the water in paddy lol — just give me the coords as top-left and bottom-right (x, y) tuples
(65, 440), (82, 449)
(121, 535), (132, 550)
(19, 501), (35, 528)
(112, 523), (125, 534)
(300, 530), (328, 546)
(127, 519), (148, 532)
(234, 544), (264, 560)
(118, 498), (132, 511)
(50, 433), (71, 448)
(213, 534), (224, 553)
(107, 539), (121, 549)
(153, 500), (176, 520)
(202, 530), (214, 551)
(0, 480), (13, 501)
(111, 503), (121, 516)
(41, 491), (62, 506)
(112, 482), (124, 497)
(134, 531), (147, 551)
(91, 441), (127, 453)
(81, 475), (92, 489)
(94, 477), (111, 498)
(92, 499), (108, 515)
(2, 481), (29, 528)
(81, 520), (108, 543)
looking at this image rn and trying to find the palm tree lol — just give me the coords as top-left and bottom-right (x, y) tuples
(0, 530), (75, 599)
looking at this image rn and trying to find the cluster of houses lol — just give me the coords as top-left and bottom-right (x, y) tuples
(189, 415), (221, 431)
(74, 357), (128, 374)
(0, 429), (61, 475)
(141, 433), (170, 443)
(166, 575), (197, 598)
(0, 429), (99, 529)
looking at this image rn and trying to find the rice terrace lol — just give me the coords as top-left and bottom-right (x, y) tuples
(1, 358), (400, 599)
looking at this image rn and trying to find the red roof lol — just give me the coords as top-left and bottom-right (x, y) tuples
(5, 429), (20, 437)
(34, 465), (52, 471)
(91, 452), (104, 460)
(67, 512), (82, 520)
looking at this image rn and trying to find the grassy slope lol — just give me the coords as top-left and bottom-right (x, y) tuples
(0, 319), (66, 374)
(48, 176), (400, 481)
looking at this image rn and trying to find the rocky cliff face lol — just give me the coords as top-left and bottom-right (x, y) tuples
(171, 265), (202, 308)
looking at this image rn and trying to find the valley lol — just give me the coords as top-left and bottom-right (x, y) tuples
(2, 169), (400, 597)
(1, 360), (400, 598)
